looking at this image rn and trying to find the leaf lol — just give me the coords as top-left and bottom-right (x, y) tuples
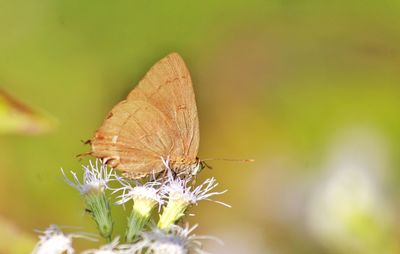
(0, 89), (55, 134)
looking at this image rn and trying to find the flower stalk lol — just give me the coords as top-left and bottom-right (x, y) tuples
(157, 170), (230, 230)
(113, 178), (163, 242)
(126, 207), (151, 243)
(125, 194), (159, 242)
(61, 160), (115, 242)
(157, 198), (189, 230)
(84, 190), (113, 242)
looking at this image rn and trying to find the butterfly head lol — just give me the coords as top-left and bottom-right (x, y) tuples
(190, 158), (205, 176)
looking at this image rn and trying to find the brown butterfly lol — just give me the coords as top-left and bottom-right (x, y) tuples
(89, 53), (201, 179)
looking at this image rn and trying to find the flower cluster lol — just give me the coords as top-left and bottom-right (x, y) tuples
(32, 160), (227, 253)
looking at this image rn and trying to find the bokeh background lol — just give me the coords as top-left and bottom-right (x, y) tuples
(1, 0), (400, 253)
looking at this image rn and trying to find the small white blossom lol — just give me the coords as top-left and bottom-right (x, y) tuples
(158, 159), (230, 229)
(113, 177), (163, 208)
(32, 225), (73, 254)
(61, 160), (116, 195)
(139, 224), (220, 254)
(32, 225), (95, 254)
(113, 176), (164, 242)
(161, 170), (230, 207)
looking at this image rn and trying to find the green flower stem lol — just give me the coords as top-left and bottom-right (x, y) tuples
(84, 191), (113, 242)
(157, 199), (189, 230)
(126, 210), (150, 243)
(126, 198), (157, 243)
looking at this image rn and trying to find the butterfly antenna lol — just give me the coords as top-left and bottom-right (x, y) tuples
(201, 161), (213, 170)
(201, 158), (255, 163)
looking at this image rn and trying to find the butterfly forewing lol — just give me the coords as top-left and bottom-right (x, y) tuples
(129, 53), (199, 157)
(91, 53), (200, 178)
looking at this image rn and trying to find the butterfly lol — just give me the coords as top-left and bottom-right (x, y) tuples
(89, 53), (201, 179)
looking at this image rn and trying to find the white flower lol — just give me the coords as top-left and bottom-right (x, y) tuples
(32, 225), (73, 254)
(139, 224), (219, 254)
(161, 170), (230, 207)
(114, 177), (163, 209)
(307, 165), (389, 251)
(32, 225), (95, 254)
(113, 176), (164, 242)
(61, 160), (116, 195)
(157, 168), (230, 229)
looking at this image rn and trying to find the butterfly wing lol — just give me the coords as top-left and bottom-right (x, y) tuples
(91, 53), (199, 177)
(130, 52), (200, 159)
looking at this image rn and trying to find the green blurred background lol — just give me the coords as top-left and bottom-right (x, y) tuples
(1, 0), (400, 253)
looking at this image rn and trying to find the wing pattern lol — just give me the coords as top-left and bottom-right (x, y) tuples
(91, 53), (199, 178)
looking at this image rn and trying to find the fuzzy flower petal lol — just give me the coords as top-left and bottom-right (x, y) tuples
(61, 160), (116, 195)
(113, 176), (164, 242)
(139, 224), (221, 254)
(161, 170), (230, 207)
(113, 177), (163, 208)
(32, 225), (96, 254)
